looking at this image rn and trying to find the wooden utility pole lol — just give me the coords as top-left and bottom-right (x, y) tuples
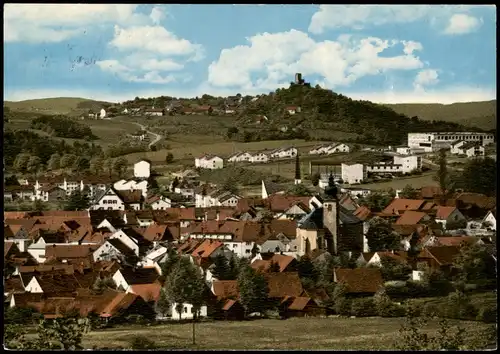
(192, 312), (196, 345)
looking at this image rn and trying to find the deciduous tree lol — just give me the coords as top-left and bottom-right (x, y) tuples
(366, 217), (400, 251)
(237, 263), (270, 317)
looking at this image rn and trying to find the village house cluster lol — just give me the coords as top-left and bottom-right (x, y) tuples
(4, 158), (496, 321)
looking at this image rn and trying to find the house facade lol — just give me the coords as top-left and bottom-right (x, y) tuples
(134, 160), (151, 179)
(195, 155), (224, 169)
(341, 163), (366, 184)
(90, 188), (125, 211)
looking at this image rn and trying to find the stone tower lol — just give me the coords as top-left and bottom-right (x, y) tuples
(294, 152), (301, 185)
(322, 173), (339, 254)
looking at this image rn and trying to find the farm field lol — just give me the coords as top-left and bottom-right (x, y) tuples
(78, 317), (493, 350)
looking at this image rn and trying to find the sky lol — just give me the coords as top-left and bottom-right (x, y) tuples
(3, 4), (497, 104)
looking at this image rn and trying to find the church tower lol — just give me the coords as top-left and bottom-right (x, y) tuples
(294, 152), (301, 185)
(322, 173), (339, 254)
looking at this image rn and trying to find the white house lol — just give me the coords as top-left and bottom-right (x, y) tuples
(326, 143), (350, 154)
(340, 187), (371, 198)
(341, 163), (366, 184)
(93, 239), (134, 262)
(270, 147), (297, 159)
(434, 206), (466, 229)
(228, 152), (252, 163)
(170, 302), (208, 320)
(393, 155), (422, 174)
(100, 108), (106, 119)
(408, 132), (496, 152)
(24, 276), (43, 293)
(464, 143), (485, 158)
(113, 179), (148, 198)
(195, 155), (224, 169)
(145, 195), (171, 210)
(109, 230), (141, 256)
(309, 144), (331, 155)
(249, 152), (269, 163)
(450, 140), (467, 155)
(285, 106), (300, 115)
(482, 210), (496, 231)
(90, 188), (125, 211)
(396, 147), (411, 155)
(134, 159), (151, 179)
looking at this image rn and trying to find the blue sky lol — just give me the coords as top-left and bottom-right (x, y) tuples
(4, 4), (496, 103)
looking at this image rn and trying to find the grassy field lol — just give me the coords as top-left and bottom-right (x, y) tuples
(359, 171), (438, 191)
(4, 97), (112, 115)
(78, 317), (493, 350)
(385, 100), (496, 130)
(123, 139), (327, 164)
(5, 114), (140, 147)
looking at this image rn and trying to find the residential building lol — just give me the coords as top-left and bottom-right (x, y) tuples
(396, 147), (411, 155)
(113, 179), (148, 198)
(450, 140), (467, 155)
(464, 143), (485, 158)
(270, 147), (297, 159)
(228, 152), (252, 163)
(482, 209), (496, 230)
(249, 151), (270, 163)
(325, 143), (350, 154)
(144, 108), (164, 116)
(195, 154), (224, 169)
(434, 206), (466, 229)
(341, 163), (366, 184)
(393, 155), (422, 174)
(144, 195), (171, 210)
(134, 159), (151, 179)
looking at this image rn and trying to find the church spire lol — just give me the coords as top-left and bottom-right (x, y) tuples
(294, 152), (301, 185)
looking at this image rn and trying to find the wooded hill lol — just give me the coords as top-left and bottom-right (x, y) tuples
(385, 100), (496, 131)
(236, 84), (478, 146)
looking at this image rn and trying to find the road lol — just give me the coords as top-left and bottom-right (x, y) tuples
(127, 121), (162, 149)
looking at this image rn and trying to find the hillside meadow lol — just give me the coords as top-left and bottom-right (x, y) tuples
(78, 317), (493, 350)
(386, 100), (496, 130)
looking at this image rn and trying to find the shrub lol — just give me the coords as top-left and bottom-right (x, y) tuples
(334, 298), (352, 316)
(445, 290), (477, 320)
(404, 300), (423, 317)
(476, 305), (497, 323)
(4, 307), (37, 325)
(129, 335), (156, 349)
(422, 302), (442, 318)
(350, 298), (377, 317)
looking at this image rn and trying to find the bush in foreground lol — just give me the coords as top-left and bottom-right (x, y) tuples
(350, 298), (377, 317)
(129, 335), (157, 349)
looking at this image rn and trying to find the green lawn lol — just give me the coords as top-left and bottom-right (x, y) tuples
(79, 317), (493, 350)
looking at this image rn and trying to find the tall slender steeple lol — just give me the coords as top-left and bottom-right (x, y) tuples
(294, 152), (301, 185)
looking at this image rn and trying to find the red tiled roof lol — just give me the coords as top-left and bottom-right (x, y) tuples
(287, 297), (313, 311)
(434, 236), (479, 247)
(100, 292), (139, 317)
(382, 199), (426, 215)
(422, 246), (461, 266)
(435, 206), (458, 220)
(420, 186), (443, 199)
(353, 206), (372, 221)
(395, 211), (428, 225)
(128, 282), (162, 302)
(265, 272), (303, 298)
(267, 195), (311, 212)
(45, 244), (99, 260)
(334, 268), (384, 294)
(212, 280), (239, 299)
(191, 239), (224, 258)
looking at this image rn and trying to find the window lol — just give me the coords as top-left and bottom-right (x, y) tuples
(245, 249), (250, 254)
(233, 244), (237, 248)
(184, 307), (188, 313)
(103, 200), (107, 204)
(245, 242), (252, 246)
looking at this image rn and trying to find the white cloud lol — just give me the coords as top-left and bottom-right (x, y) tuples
(4, 85), (495, 105)
(208, 30), (424, 91)
(4, 4), (148, 43)
(97, 25), (203, 84)
(444, 14), (482, 35)
(413, 69), (439, 90)
(150, 6), (166, 25)
(110, 25), (204, 60)
(308, 5), (485, 34)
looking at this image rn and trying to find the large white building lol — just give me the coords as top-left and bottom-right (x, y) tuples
(341, 163), (366, 184)
(408, 132), (495, 152)
(393, 155), (422, 174)
(134, 159), (151, 179)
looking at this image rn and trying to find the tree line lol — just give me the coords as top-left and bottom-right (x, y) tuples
(31, 115), (97, 140)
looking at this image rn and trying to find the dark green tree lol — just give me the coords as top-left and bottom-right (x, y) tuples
(311, 172), (321, 187)
(399, 184), (419, 199)
(5, 175), (20, 186)
(379, 256), (412, 281)
(171, 177), (180, 191)
(433, 148), (452, 203)
(228, 256), (239, 280)
(285, 183), (312, 196)
(237, 263), (270, 317)
(64, 190), (91, 211)
(297, 255), (319, 283)
(160, 247), (180, 277)
(366, 217), (400, 251)
(452, 243), (497, 284)
(165, 152), (174, 164)
(357, 192), (393, 212)
(212, 254), (231, 280)
(452, 157), (496, 196)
